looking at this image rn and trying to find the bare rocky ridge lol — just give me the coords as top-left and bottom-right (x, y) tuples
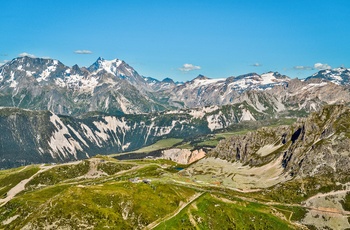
(211, 104), (350, 181)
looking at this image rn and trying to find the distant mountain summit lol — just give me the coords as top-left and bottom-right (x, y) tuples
(0, 56), (166, 115)
(87, 57), (147, 87)
(305, 67), (350, 85)
(1, 56), (350, 117)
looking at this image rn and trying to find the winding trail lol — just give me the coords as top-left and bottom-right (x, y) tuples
(0, 161), (81, 207)
(145, 192), (205, 229)
(168, 178), (350, 226)
(306, 189), (350, 201)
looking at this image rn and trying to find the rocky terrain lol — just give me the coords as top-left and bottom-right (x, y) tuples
(159, 148), (206, 164)
(211, 104), (350, 181)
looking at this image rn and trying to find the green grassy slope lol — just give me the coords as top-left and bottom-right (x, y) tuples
(0, 157), (306, 229)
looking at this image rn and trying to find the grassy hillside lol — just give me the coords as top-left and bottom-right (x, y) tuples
(0, 157), (309, 229)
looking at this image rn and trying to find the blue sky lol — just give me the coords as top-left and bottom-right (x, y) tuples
(1, 0), (350, 81)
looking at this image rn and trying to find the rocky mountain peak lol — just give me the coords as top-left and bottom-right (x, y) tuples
(234, 73), (259, 80)
(4, 56), (60, 69)
(212, 104), (350, 181)
(87, 57), (123, 74)
(194, 74), (209, 80)
(306, 67), (350, 85)
(72, 64), (80, 71)
(162, 77), (175, 84)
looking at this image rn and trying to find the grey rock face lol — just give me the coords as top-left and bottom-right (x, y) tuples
(211, 104), (350, 180)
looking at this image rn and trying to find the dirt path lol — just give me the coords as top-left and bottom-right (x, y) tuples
(306, 189), (350, 202)
(16, 165), (28, 173)
(168, 178), (350, 228)
(0, 161), (81, 207)
(145, 192), (205, 229)
(0, 166), (48, 207)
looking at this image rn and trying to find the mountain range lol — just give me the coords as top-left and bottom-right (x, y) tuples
(1, 56), (350, 168)
(1, 56), (350, 116)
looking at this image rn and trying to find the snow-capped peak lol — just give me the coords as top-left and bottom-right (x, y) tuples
(306, 67), (350, 85)
(260, 72), (278, 84)
(190, 76), (225, 87)
(89, 57), (123, 76)
(260, 72), (289, 84)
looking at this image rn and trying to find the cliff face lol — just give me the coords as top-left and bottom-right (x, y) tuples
(160, 148), (206, 164)
(211, 104), (350, 181)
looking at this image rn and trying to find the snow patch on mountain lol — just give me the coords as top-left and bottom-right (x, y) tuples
(301, 82), (328, 91)
(260, 72), (279, 84)
(229, 72), (288, 91)
(25, 71), (34, 77)
(67, 124), (89, 148)
(154, 120), (177, 136)
(95, 59), (122, 76)
(189, 105), (219, 118)
(80, 124), (101, 147)
(207, 111), (225, 131)
(48, 113), (82, 159)
(191, 78), (225, 88)
(37, 63), (58, 82)
(307, 67), (350, 85)
(92, 116), (131, 146)
(240, 109), (256, 121)
(122, 142), (131, 151)
(64, 74), (99, 93)
(7, 72), (18, 88)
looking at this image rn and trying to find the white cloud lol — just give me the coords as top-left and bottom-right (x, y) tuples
(294, 66), (313, 70)
(19, 52), (36, 58)
(314, 63), (331, 70)
(251, 63), (262, 67)
(179, 63), (201, 72)
(74, 50), (93, 54)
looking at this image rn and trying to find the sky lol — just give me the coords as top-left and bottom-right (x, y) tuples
(1, 0), (350, 82)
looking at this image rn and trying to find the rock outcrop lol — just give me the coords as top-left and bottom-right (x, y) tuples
(211, 104), (350, 181)
(160, 148), (206, 164)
